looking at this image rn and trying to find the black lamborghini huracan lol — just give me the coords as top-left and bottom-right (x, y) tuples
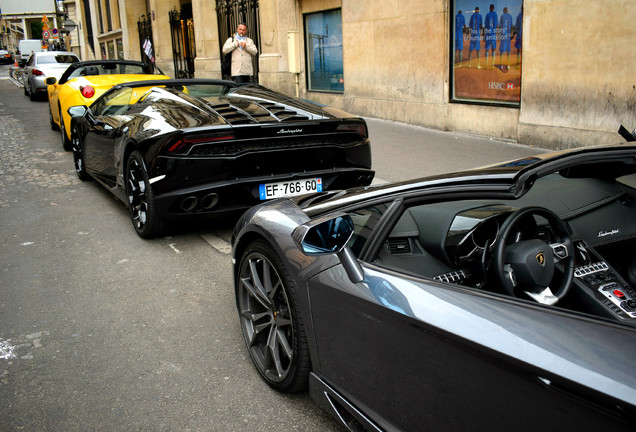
(68, 79), (374, 238)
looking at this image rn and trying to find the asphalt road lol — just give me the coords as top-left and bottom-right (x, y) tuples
(0, 65), (545, 431)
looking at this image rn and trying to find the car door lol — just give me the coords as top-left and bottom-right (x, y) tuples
(82, 88), (131, 188)
(306, 201), (636, 431)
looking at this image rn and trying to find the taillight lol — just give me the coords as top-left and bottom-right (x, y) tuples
(166, 132), (236, 153)
(337, 122), (368, 140)
(32, 69), (44, 76)
(80, 85), (95, 98)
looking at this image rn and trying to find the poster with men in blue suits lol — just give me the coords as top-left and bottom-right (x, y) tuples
(452, 1), (523, 105)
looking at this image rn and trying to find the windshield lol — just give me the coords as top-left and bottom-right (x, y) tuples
(64, 63), (150, 81)
(38, 54), (79, 64)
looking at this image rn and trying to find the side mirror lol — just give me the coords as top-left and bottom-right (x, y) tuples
(68, 105), (106, 126)
(68, 105), (89, 118)
(295, 214), (354, 255)
(292, 214), (364, 283)
(44, 77), (57, 85)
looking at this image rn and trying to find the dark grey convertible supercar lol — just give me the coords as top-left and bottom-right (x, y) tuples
(232, 134), (636, 431)
(68, 79), (373, 238)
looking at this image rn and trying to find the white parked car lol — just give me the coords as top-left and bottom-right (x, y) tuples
(22, 51), (80, 101)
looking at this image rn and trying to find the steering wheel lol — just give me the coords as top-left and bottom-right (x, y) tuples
(493, 207), (575, 305)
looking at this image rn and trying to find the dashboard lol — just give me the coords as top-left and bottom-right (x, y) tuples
(377, 173), (636, 323)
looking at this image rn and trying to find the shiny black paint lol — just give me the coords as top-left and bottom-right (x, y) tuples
(70, 79), (374, 222)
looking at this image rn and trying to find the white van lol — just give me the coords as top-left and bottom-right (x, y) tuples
(18, 39), (44, 62)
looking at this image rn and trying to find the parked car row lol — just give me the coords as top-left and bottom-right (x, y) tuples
(20, 57), (374, 239)
(16, 57), (636, 431)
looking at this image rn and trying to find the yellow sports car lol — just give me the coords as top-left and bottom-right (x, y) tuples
(46, 60), (169, 150)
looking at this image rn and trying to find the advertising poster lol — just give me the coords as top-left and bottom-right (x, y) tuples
(452, 1), (523, 105)
(305, 9), (344, 93)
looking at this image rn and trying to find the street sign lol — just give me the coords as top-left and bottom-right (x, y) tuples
(42, 29), (50, 39)
(42, 14), (48, 22)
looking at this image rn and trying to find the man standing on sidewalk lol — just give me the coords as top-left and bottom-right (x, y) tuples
(222, 23), (258, 84)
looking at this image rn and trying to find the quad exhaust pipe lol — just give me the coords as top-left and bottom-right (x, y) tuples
(180, 196), (198, 212)
(200, 193), (219, 210)
(179, 193), (219, 212)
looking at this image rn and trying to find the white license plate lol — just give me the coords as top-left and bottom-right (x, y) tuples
(259, 178), (322, 200)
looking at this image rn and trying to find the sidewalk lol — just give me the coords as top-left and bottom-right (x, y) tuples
(365, 117), (548, 184)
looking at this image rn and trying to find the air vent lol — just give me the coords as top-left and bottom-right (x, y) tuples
(388, 238), (411, 254)
(207, 101), (311, 124)
(434, 270), (471, 284)
(536, 225), (553, 243)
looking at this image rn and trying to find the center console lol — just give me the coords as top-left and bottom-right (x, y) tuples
(571, 240), (636, 322)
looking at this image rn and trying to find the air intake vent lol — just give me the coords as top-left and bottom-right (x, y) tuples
(207, 101), (312, 124)
(388, 238), (411, 254)
(206, 103), (253, 124)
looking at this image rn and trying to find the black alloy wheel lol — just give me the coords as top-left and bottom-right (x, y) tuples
(71, 123), (88, 181)
(125, 151), (166, 239)
(236, 241), (311, 392)
(49, 104), (59, 130)
(59, 106), (72, 151)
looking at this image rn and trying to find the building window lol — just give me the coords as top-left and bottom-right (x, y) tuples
(101, 42), (107, 59)
(304, 9), (344, 93)
(116, 39), (124, 59)
(107, 40), (115, 59)
(451, 1), (523, 106)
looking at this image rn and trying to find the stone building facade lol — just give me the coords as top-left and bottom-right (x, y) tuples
(7, 0), (635, 150)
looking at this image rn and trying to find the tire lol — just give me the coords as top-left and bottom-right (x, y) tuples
(23, 79), (28, 96)
(71, 122), (88, 181)
(49, 104), (59, 130)
(59, 106), (71, 151)
(236, 240), (311, 392)
(125, 151), (167, 238)
(28, 83), (36, 101)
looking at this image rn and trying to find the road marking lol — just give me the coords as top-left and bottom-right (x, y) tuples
(169, 243), (182, 254)
(201, 233), (231, 254)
